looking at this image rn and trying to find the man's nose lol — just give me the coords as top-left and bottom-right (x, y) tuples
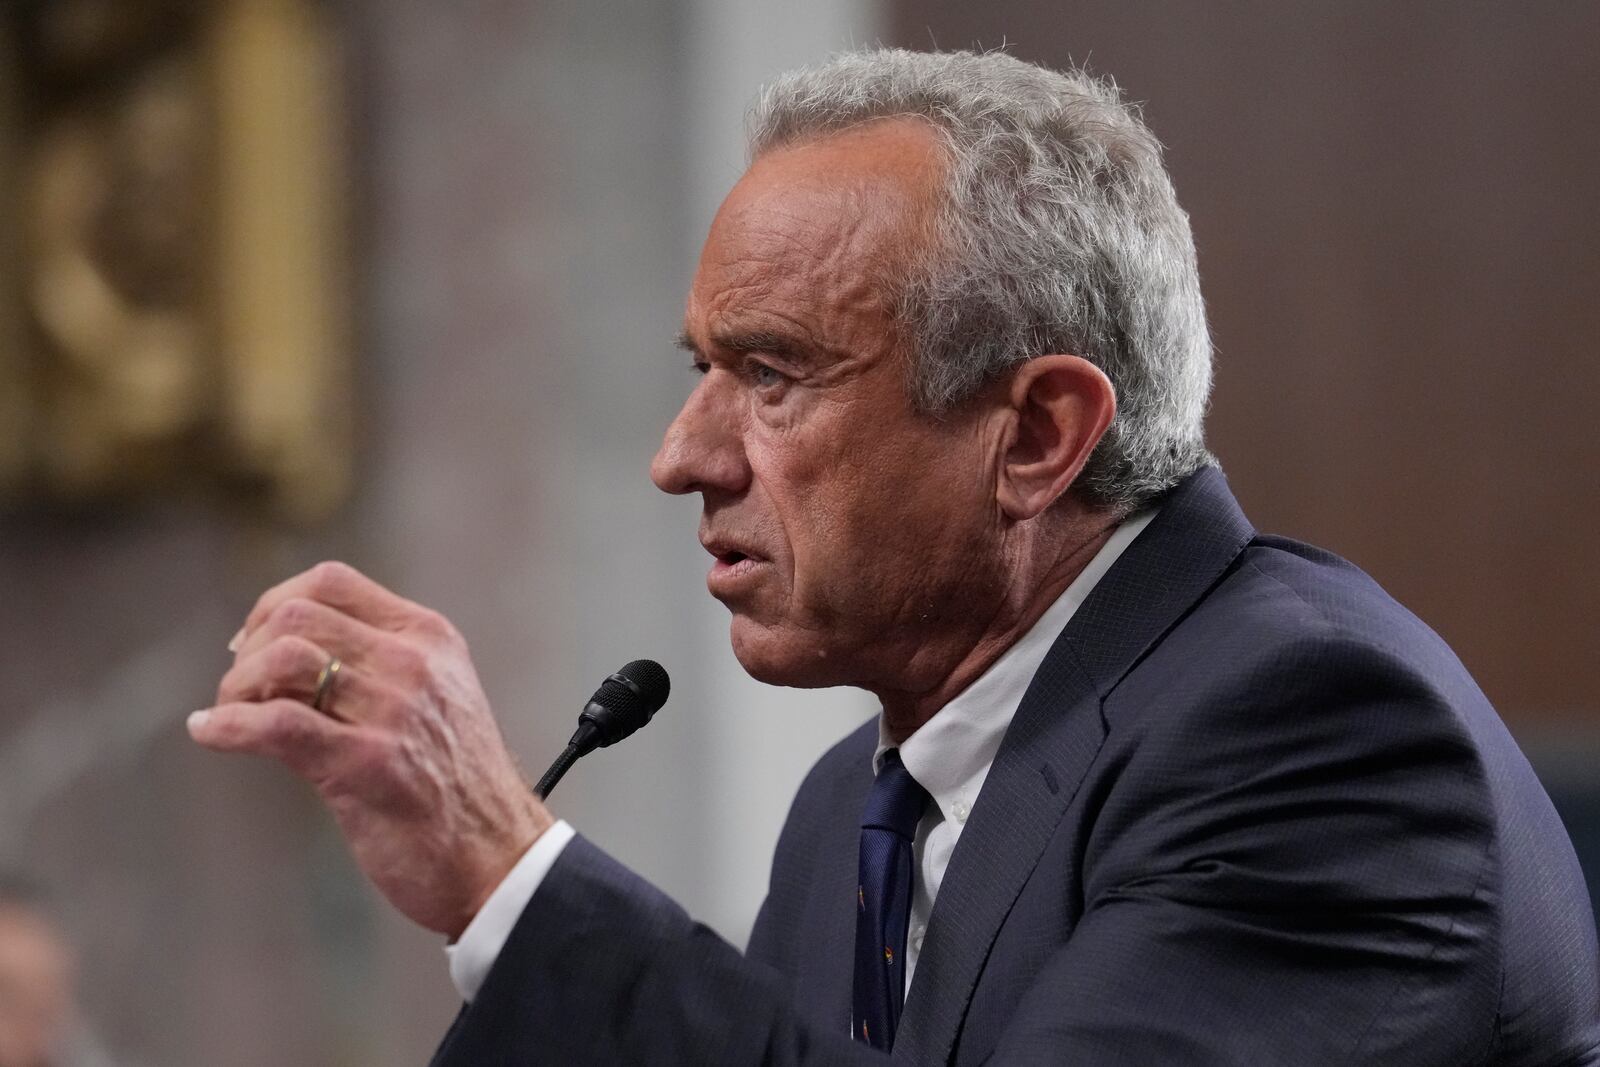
(651, 380), (750, 496)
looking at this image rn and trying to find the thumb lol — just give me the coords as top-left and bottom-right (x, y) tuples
(188, 699), (350, 779)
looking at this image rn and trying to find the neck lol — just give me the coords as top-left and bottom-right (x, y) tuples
(875, 509), (1122, 744)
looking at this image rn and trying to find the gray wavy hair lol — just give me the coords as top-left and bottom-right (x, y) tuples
(749, 49), (1215, 511)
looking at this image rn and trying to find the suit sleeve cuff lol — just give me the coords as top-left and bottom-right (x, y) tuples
(445, 818), (577, 1002)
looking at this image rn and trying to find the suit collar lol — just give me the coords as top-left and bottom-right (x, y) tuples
(893, 466), (1256, 1064)
(1056, 466), (1256, 698)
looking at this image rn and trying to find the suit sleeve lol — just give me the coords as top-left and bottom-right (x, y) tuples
(429, 834), (885, 1066)
(990, 633), (1503, 1065)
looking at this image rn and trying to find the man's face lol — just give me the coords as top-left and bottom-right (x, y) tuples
(652, 120), (1007, 690)
(0, 905), (72, 1067)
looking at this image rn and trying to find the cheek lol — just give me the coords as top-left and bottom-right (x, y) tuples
(746, 432), (865, 596)
(760, 427), (984, 608)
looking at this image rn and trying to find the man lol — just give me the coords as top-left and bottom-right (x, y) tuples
(190, 50), (1600, 1064)
(0, 879), (80, 1067)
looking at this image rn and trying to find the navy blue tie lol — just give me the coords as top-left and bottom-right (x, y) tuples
(853, 749), (930, 1051)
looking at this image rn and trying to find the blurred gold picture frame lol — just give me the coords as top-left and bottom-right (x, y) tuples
(0, 0), (350, 523)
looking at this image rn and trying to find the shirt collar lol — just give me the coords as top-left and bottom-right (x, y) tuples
(874, 508), (1158, 820)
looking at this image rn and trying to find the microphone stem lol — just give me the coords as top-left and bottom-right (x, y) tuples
(533, 743), (583, 799)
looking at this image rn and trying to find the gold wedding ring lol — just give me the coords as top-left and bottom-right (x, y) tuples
(312, 657), (342, 715)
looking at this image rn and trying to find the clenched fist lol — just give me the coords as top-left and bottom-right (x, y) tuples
(189, 561), (552, 939)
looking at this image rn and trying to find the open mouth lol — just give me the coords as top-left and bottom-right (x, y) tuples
(707, 547), (765, 587)
(701, 535), (766, 584)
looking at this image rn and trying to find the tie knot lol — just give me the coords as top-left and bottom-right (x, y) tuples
(861, 750), (929, 840)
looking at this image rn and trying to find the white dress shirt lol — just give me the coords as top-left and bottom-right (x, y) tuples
(447, 509), (1157, 1002)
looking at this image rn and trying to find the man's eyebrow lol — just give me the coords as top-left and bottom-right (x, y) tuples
(680, 328), (811, 361)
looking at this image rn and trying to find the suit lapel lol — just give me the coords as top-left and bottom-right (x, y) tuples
(892, 467), (1256, 1065)
(891, 649), (1102, 1065)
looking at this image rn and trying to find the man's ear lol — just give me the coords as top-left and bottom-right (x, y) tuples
(995, 355), (1116, 520)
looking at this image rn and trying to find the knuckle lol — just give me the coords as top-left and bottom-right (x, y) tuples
(265, 634), (315, 676)
(307, 560), (356, 595)
(381, 642), (430, 687)
(217, 663), (255, 703)
(366, 731), (404, 770)
(267, 596), (319, 633)
(374, 680), (421, 725)
(412, 608), (455, 642)
(215, 668), (243, 704)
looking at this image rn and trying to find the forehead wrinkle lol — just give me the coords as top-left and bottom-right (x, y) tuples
(689, 120), (943, 372)
(766, 186), (883, 267)
(711, 211), (890, 338)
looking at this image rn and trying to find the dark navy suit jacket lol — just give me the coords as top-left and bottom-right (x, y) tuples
(433, 468), (1600, 1065)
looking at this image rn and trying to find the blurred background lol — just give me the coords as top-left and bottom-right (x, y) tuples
(0, 0), (1593, 1063)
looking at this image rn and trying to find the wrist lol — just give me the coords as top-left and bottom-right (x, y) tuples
(454, 796), (553, 940)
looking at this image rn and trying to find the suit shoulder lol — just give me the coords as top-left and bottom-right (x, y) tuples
(781, 716), (876, 833)
(1101, 531), (1600, 1058)
(1119, 540), (1490, 774)
(747, 716), (875, 971)
(1235, 533), (1426, 629)
(812, 714), (879, 777)
(760, 715), (876, 890)
(1109, 531), (1502, 838)
(1188, 533), (1475, 691)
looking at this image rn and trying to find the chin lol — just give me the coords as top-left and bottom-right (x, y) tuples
(727, 615), (849, 689)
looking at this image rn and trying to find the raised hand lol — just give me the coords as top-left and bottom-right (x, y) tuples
(189, 561), (551, 938)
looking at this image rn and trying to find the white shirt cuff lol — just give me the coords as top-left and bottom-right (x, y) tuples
(445, 819), (577, 1002)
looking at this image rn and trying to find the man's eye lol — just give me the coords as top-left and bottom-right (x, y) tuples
(748, 362), (786, 389)
(689, 359), (711, 376)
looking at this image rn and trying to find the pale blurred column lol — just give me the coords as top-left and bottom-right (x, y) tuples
(676, 0), (886, 947)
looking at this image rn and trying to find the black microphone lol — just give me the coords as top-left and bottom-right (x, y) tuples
(533, 659), (670, 799)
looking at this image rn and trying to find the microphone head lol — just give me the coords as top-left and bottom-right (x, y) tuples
(580, 659), (670, 747)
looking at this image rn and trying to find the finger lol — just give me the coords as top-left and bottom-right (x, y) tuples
(217, 635), (377, 723)
(188, 699), (356, 780)
(233, 561), (435, 650)
(233, 594), (390, 668)
(218, 633), (329, 705)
